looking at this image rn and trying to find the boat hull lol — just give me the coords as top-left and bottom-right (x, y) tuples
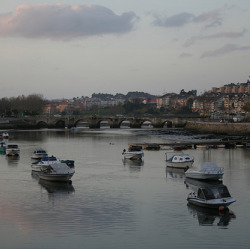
(166, 161), (193, 169)
(187, 197), (236, 209)
(123, 151), (144, 160)
(185, 172), (224, 180)
(39, 173), (74, 182)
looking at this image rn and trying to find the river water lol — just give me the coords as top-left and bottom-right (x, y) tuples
(0, 128), (249, 249)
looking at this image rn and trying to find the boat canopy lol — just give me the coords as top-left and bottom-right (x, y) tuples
(167, 153), (193, 162)
(197, 185), (231, 200)
(41, 162), (75, 174)
(34, 150), (47, 154)
(7, 144), (18, 148)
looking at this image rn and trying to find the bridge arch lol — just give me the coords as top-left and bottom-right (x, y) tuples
(55, 119), (66, 128)
(162, 120), (173, 128)
(37, 121), (48, 128)
(75, 119), (89, 128)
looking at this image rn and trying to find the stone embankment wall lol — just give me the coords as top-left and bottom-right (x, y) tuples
(185, 121), (250, 135)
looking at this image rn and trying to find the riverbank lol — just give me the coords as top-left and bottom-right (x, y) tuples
(185, 121), (250, 135)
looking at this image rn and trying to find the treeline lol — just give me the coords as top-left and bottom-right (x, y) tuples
(0, 94), (44, 117)
(92, 91), (154, 100)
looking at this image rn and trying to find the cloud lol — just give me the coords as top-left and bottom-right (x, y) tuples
(153, 12), (194, 27)
(184, 29), (246, 47)
(201, 43), (250, 58)
(0, 4), (138, 40)
(152, 5), (234, 28)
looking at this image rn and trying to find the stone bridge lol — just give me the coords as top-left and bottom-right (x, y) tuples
(20, 115), (202, 129)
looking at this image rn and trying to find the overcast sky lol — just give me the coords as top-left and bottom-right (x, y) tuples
(1, 0), (250, 99)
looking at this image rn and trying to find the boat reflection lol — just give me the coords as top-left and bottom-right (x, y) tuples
(166, 167), (186, 180)
(5, 154), (20, 166)
(123, 158), (144, 172)
(31, 171), (75, 194)
(185, 177), (223, 191)
(39, 179), (75, 194)
(187, 203), (236, 227)
(123, 158), (144, 166)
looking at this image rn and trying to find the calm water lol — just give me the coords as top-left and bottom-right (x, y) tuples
(0, 128), (249, 249)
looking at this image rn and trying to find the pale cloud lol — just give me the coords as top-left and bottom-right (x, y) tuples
(0, 4), (138, 40)
(153, 12), (194, 27)
(184, 29), (246, 47)
(201, 43), (250, 58)
(152, 5), (234, 28)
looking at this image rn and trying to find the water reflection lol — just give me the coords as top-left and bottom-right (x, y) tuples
(185, 178), (223, 191)
(187, 203), (236, 227)
(39, 179), (75, 194)
(166, 167), (186, 181)
(5, 155), (20, 166)
(122, 158), (144, 172)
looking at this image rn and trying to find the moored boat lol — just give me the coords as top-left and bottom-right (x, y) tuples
(38, 162), (75, 182)
(122, 146), (144, 160)
(31, 149), (48, 159)
(6, 144), (20, 156)
(185, 162), (224, 180)
(166, 152), (194, 169)
(187, 184), (236, 209)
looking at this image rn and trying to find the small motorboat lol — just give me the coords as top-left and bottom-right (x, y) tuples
(31, 149), (48, 159)
(122, 146), (144, 161)
(166, 152), (194, 169)
(38, 162), (75, 182)
(187, 184), (236, 209)
(185, 162), (224, 180)
(6, 144), (20, 156)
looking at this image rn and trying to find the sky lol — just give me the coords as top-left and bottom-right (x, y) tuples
(0, 0), (250, 99)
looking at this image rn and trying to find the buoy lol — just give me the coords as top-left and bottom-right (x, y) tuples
(219, 206), (226, 211)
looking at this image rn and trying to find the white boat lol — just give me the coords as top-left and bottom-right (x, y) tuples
(185, 162), (224, 180)
(38, 162), (75, 182)
(166, 152), (194, 169)
(122, 146), (144, 160)
(31, 156), (60, 172)
(187, 184), (236, 209)
(6, 144), (20, 156)
(31, 149), (48, 159)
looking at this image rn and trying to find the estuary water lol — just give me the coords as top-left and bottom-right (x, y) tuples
(0, 128), (249, 249)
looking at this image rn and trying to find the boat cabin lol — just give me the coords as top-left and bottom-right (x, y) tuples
(167, 153), (193, 162)
(197, 185), (231, 200)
